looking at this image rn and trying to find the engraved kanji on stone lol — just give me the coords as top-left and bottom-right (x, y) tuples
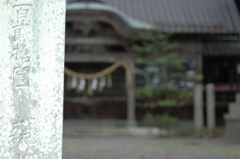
(20, 55), (30, 67)
(13, 4), (32, 27)
(11, 43), (26, 60)
(9, 116), (29, 158)
(13, 67), (30, 87)
(14, 27), (22, 41)
(9, 116), (28, 144)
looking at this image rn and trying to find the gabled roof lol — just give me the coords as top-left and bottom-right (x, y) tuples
(67, 0), (240, 34)
(67, 2), (155, 30)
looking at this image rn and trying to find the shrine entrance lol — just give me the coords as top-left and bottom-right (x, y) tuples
(64, 1), (152, 126)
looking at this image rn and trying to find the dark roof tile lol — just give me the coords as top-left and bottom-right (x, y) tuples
(67, 0), (240, 34)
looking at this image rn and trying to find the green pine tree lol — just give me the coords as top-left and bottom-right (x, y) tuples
(133, 30), (202, 128)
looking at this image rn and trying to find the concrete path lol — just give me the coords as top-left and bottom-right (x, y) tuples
(63, 137), (240, 159)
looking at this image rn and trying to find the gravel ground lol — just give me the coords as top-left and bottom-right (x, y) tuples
(63, 137), (240, 159)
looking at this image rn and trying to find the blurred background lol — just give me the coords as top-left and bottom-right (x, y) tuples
(63, 0), (240, 158)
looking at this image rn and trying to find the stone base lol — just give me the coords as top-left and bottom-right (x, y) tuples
(224, 115), (240, 143)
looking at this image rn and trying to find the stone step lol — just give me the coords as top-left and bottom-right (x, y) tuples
(224, 114), (240, 120)
(63, 120), (195, 138)
(63, 127), (195, 138)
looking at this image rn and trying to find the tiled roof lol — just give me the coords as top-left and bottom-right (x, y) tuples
(67, 0), (240, 34)
(203, 42), (240, 56)
(67, 2), (155, 30)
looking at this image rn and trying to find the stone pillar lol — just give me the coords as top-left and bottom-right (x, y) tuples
(0, 1), (65, 158)
(206, 83), (216, 137)
(194, 83), (204, 137)
(126, 59), (136, 127)
(224, 93), (240, 143)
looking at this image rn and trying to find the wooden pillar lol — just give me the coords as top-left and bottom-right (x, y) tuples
(206, 83), (216, 137)
(126, 59), (136, 127)
(194, 43), (204, 137)
(194, 83), (204, 137)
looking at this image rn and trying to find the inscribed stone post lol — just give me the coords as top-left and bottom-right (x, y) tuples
(0, 1), (65, 158)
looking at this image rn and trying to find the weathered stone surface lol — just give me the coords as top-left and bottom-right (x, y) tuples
(0, 0), (65, 158)
(224, 93), (240, 143)
(228, 103), (240, 116)
(224, 116), (240, 143)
